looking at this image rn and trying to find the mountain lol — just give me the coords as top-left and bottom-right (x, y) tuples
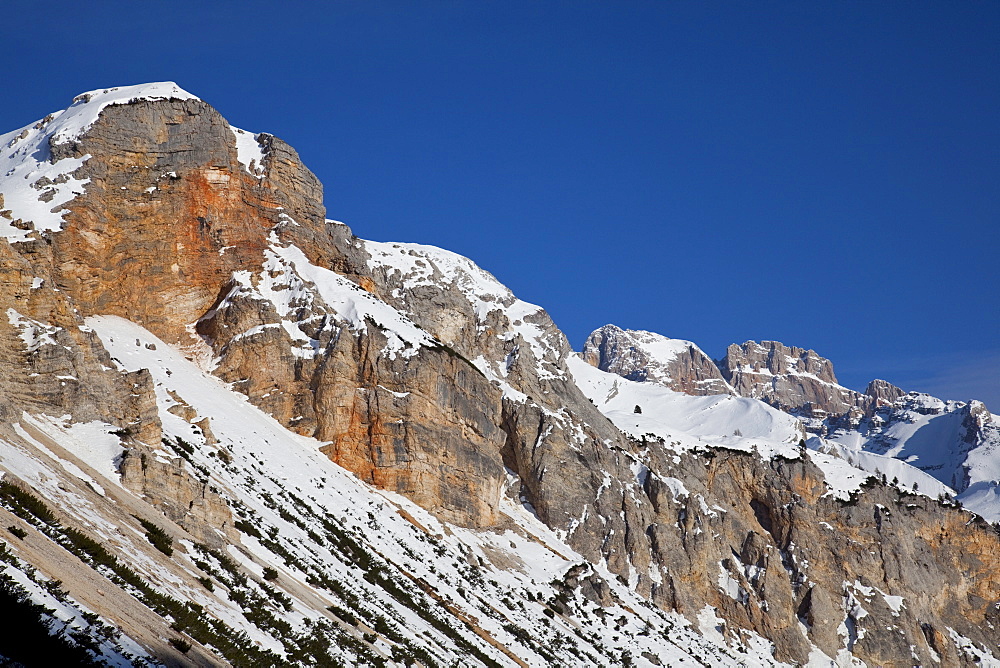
(582, 324), (1000, 524)
(718, 340), (870, 422)
(822, 392), (1000, 522)
(582, 325), (734, 396)
(0, 83), (998, 667)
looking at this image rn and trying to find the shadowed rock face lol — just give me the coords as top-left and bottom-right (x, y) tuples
(2, 88), (999, 666)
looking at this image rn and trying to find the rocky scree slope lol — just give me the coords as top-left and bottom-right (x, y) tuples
(0, 83), (996, 667)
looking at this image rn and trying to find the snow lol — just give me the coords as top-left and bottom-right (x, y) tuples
(627, 329), (697, 367)
(823, 392), (1000, 519)
(0, 82), (196, 240)
(717, 563), (746, 603)
(6, 308), (62, 351)
(364, 240), (512, 304)
(271, 240), (435, 358)
(568, 355), (802, 456)
(0, 561), (152, 666)
(696, 606), (728, 646)
(947, 627), (1000, 667)
(49, 83), (198, 146)
(231, 126), (266, 177)
(810, 437), (953, 501)
(17, 414), (125, 489)
(565, 354), (969, 507)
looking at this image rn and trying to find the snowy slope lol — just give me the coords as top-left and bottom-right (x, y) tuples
(567, 356), (969, 505)
(0, 313), (792, 666)
(568, 355), (802, 454)
(823, 393), (1000, 521)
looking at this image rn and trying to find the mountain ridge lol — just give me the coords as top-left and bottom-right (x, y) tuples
(0, 83), (997, 667)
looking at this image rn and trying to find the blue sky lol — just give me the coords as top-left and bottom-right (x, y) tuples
(5, 1), (998, 409)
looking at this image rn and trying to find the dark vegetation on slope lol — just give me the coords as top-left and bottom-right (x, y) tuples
(0, 569), (106, 667)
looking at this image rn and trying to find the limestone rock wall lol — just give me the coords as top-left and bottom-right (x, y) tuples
(720, 340), (870, 418)
(636, 445), (1000, 666)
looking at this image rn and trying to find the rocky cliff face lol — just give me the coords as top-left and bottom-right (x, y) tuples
(0, 84), (998, 667)
(582, 324), (734, 396)
(865, 378), (906, 406)
(639, 446), (1000, 666)
(720, 340), (870, 419)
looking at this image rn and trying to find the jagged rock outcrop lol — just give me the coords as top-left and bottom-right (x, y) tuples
(639, 446), (1000, 666)
(865, 378), (906, 406)
(582, 324), (734, 396)
(120, 444), (237, 548)
(720, 340), (870, 418)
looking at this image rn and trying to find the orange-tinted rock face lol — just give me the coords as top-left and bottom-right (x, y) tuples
(312, 332), (506, 526)
(48, 99), (321, 346)
(28, 96), (508, 527)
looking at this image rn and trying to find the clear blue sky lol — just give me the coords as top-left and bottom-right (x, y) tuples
(6, 1), (998, 409)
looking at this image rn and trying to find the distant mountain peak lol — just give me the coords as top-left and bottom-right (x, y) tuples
(582, 324), (734, 396)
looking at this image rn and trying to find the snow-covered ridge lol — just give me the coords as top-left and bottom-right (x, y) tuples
(593, 323), (1000, 518)
(365, 240), (514, 305)
(617, 329), (702, 367)
(567, 355), (970, 504)
(363, 239), (567, 380)
(274, 241), (436, 358)
(568, 355), (802, 454)
(1, 82), (198, 157)
(823, 392), (1000, 520)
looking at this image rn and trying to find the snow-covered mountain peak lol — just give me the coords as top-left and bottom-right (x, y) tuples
(0, 81), (270, 240)
(58, 82), (199, 141)
(582, 324), (734, 397)
(2, 82), (198, 156)
(364, 240), (515, 307)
